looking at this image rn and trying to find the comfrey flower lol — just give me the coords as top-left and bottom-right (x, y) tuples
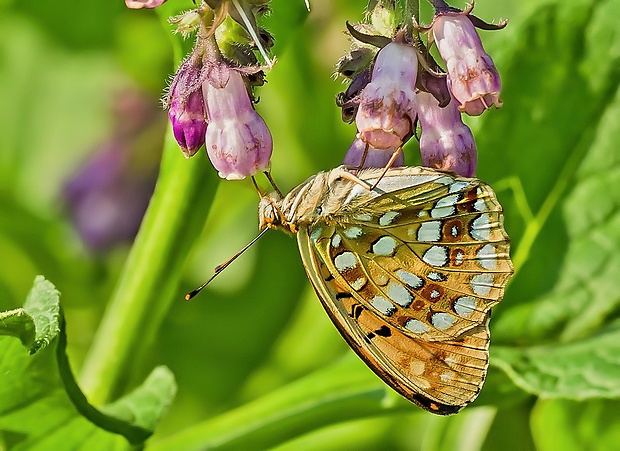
(125, 0), (167, 9)
(355, 41), (418, 149)
(166, 56), (207, 158)
(161, 1), (274, 179)
(416, 90), (477, 177)
(343, 137), (404, 169)
(203, 69), (272, 180)
(429, 4), (505, 116)
(169, 89), (206, 158)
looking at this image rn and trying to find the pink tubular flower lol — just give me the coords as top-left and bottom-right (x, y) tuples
(203, 70), (272, 180)
(343, 137), (404, 169)
(432, 13), (502, 116)
(125, 0), (167, 9)
(355, 42), (418, 149)
(417, 90), (477, 178)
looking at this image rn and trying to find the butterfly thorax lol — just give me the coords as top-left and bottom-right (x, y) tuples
(258, 170), (354, 233)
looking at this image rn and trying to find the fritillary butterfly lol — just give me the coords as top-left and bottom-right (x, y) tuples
(258, 165), (513, 415)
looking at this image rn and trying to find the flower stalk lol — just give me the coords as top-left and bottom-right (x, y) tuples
(78, 7), (219, 404)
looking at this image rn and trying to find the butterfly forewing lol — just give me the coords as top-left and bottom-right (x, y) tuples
(310, 169), (511, 342)
(273, 166), (513, 414)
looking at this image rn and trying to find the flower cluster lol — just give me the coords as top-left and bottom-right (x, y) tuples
(161, 1), (273, 180)
(337, 1), (505, 177)
(129, 0), (504, 183)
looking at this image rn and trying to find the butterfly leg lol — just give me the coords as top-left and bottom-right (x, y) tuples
(329, 167), (374, 191)
(369, 146), (403, 191)
(263, 170), (284, 198)
(251, 176), (264, 198)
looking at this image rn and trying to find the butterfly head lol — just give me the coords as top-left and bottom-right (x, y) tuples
(258, 171), (330, 234)
(258, 192), (286, 231)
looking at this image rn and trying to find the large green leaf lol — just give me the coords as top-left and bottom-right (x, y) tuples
(489, 0), (620, 344)
(493, 322), (620, 399)
(0, 277), (176, 449)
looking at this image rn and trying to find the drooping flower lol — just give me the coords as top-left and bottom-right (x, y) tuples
(203, 69), (272, 180)
(416, 90), (477, 177)
(165, 56), (207, 158)
(431, 11), (502, 116)
(355, 41), (418, 149)
(168, 89), (207, 158)
(343, 137), (404, 169)
(125, 0), (167, 9)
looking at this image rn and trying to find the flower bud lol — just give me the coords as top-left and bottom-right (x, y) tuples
(432, 13), (502, 116)
(125, 0), (167, 9)
(355, 42), (418, 149)
(166, 57), (207, 158)
(203, 70), (272, 180)
(417, 90), (477, 178)
(169, 89), (207, 158)
(342, 137), (404, 169)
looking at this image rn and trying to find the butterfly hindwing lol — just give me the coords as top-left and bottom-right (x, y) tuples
(297, 229), (490, 414)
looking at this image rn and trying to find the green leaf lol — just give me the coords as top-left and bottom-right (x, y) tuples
(483, 0), (620, 344)
(0, 275), (59, 352)
(493, 322), (620, 399)
(0, 277), (176, 448)
(102, 367), (177, 433)
(531, 398), (620, 451)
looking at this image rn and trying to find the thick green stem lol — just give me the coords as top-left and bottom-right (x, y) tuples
(79, 131), (217, 405)
(79, 3), (218, 404)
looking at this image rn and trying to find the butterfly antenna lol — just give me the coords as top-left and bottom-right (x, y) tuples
(185, 227), (271, 300)
(370, 146), (403, 191)
(263, 171), (283, 198)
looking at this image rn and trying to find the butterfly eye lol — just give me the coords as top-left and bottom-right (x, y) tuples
(315, 206), (323, 215)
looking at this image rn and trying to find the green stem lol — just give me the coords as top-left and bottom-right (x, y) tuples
(396, 0), (420, 25)
(79, 5), (218, 404)
(79, 131), (217, 405)
(148, 356), (412, 450)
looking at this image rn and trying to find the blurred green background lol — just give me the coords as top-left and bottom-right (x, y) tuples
(1, 0), (620, 449)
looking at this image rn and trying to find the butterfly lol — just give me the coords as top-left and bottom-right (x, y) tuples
(258, 165), (513, 415)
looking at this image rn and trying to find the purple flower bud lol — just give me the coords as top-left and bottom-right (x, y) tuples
(203, 70), (272, 180)
(166, 56), (207, 157)
(343, 137), (404, 169)
(125, 0), (167, 9)
(355, 42), (418, 149)
(169, 89), (207, 158)
(417, 90), (477, 178)
(432, 13), (502, 116)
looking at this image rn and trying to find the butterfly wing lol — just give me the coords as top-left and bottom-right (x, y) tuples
(295, 167), (512, 413)
(321, 168), (512, 342)
(298, 229), (490, 414)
